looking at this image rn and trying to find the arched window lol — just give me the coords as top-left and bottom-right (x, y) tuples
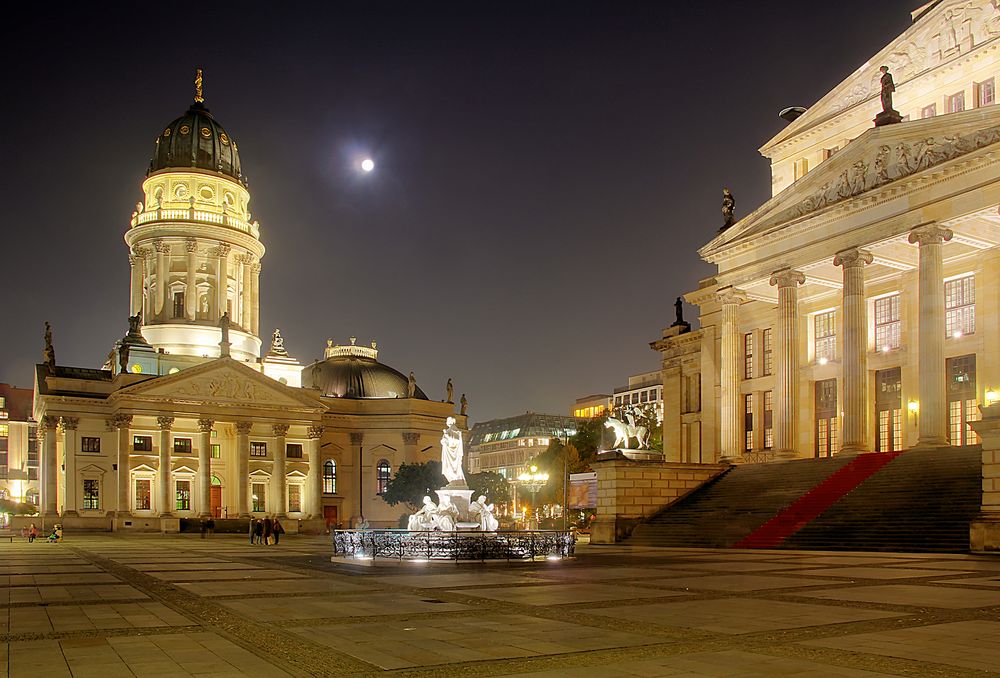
(323, 460), (336, 494)
(376, 460), (391, 495)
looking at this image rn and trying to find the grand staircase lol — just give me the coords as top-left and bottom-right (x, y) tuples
(624, 446), (982, 552)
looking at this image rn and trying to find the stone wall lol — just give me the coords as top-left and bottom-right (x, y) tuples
(971, 403), (1000, 552)
(590, 452), (726, 544)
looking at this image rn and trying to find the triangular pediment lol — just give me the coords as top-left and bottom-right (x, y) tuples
(762, 0), (999, 154)
(110, 358), (325, 412)
(703, 107), (1000, 261)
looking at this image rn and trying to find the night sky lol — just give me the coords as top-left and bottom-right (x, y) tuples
(1, 1), (915, 422)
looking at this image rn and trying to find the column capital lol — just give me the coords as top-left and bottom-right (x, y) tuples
(235, 253), (254, 265)
(59, 416), (80, 432)
(156, 415), (175, 431)
(272, 423), (290, 436)
(833, 247), (874, 268)
(307, 425), (325, 439)
(112, 414), (133, 430)
(402, 432), (420, 445)
(717, 287), (747, 305)
(153, 239), (171, 254)
(41, 415), (60, 431)
(185, 238), (198, 253)
(216, 242), (232, 257)
(235, 421), (253, 435)
(769, 269), (806, 288)
(128, 254), (142, 266)
(908, 223), (953, 246)
(349, 432), (364, 445)
(251, 262), (262, 274)
(197, 418), (215, 433)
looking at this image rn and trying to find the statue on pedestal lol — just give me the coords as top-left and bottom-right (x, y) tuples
(435, 495), (459, 531)
(460, 393), (468, 416)
(446, 378), (454, 403)
(469, 495), (499, 531)
(42, 322), (55, 367)
(408, 371), (416, 398)
(721, 188), (736, 229)
(874, 66), (903, 127)
(218, 312), (231, 357)
(407, 496), (438, 531)
(440, 416), (466, 484)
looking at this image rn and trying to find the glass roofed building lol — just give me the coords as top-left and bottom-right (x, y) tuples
(467, 412), (580, 478)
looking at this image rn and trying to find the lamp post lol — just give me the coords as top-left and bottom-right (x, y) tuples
(516, 464), (548, 529)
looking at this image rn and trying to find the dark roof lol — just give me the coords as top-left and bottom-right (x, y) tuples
(0, 383), (33, 421)
(34, 364), (114, 400)
(467, 412), (581, 447)
(303, 355), (428, 400)
(148, 101), (245, 185)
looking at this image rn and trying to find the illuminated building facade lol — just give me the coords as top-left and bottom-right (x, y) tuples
(0, 384), (38, 524)
(572, 394), (610, 419)
(467, 412), (579, 478)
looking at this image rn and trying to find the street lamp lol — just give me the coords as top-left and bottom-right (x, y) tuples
(516, 465), (549, 528)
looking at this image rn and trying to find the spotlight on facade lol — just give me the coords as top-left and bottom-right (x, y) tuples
(882, 345), (890, 353)
(908, 400), (919, 413)
(986, 390), (1000, 405)
(818, 357), (828, 366)
(953, 330), (963, 338)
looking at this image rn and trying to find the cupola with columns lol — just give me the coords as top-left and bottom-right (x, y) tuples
(124, 70), (264, 364)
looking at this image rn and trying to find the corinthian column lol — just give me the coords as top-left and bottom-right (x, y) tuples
(834, 248), (873, 453)
(718, 288), (746, 463)
(157, 416), (174, 516)
(236, 421), (252, 517)
(40, 416), (59, 516)
(154, 240), (170, 321)
(216, 243), (231, 321)
(129, 253), (143, 316)
(114, 414), (133, 517)
(250, 262), (261, 336)
(240, 255), (253, 330)
(60, 417), (80, 515)
(185, 239), (198, 322)
(769, 269), (806, 458)
(272, 423), (289, 517)
(198, 419), (214, 518)
(306, 425), (325, 518)
(908, 223), (953, 447)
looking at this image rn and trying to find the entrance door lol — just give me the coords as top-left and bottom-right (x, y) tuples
(323, 505), (338, 529)
(875, 368), (902, 453)
(210, 485), (223, 518)
(947, 354), (978, 446)
(815, 379), (838, 457)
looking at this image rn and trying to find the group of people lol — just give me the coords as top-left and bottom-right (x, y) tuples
(406, 494), (498, 532)
(248, 516), (285, 545)
(21, 523), (61, 542)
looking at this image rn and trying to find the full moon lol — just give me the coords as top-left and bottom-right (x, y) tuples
(361, 158), (375, 172)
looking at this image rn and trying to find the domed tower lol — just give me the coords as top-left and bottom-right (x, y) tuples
(123, 70), (264, 363)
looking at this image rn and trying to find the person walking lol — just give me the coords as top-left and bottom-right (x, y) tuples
(248, 519), (255, 545)
(253, 519), (264, 545)
(262, 516), (273, 546)
(206, 517), (215, 537)
(272, 518), (284, 545)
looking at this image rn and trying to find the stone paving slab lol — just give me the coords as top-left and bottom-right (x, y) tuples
(584, 598), (904, 634)
(793, 583), (1000, 608)
(288, 614), (655, 669)
(448, 582), (692, 606)
(791, 566), (973, 579)
(370, 572), (548, 588)
(127, 562), (260, 572)
(7, 602), (195, 634)
(928, 574), (1000, 587)
(648, 560), (819, 573)
(788, 556), (924, 566)
(4, 572), (121, 587)
(0, 564), (103, 575)
(641, 573), (843, 592)
(802, 620), (1000, 672)
(6, 584), (149, 604)
(888, 559), (1000, 571)
(174, 577), (375, 597)
(146, 568), (306, 582)
(220, 591), (470, 621)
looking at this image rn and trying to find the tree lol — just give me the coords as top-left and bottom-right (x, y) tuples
(529, 440), (583, 505)
(381, 461), (446, 512)
(466, 471), (511, 505)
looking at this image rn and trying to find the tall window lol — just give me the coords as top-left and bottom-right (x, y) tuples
(875, 368), (903, 453)
(286, 443), (303, 459)
(763, 391), (774, 450)
(762, 328), (773, 376)
(135, 479), (151, 510)
(874, 294), (901, 351)
(743, 393), (753, 453)
(945, 275), (975, 337)
(921, 103), (937, 118)
(947, 91), (965, 113)
(743, 333), (754, 379)
(376, 460), (391, 495)
(288, 484), (302, 513)
(976, 78), (995, 107)
(814, 311), (836, 362)
(82, 480), (100, 510)
(172, 292), (185, 318)
(211, 444), (221, 459)
(323, 460), (336, 494)
(947, 355), (978, 447)
(250, 442), (267, 457)
(815, 379), (838, 457)
(27, 428), (38, 480)
(251, 483), (267, 512)
(176, 480), (191, 511)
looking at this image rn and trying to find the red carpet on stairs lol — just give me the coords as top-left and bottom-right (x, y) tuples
(732, 451), (904, 549)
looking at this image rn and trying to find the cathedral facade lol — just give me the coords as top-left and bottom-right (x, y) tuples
(32, 76), (462, 531)
(655, 0), (999, 463)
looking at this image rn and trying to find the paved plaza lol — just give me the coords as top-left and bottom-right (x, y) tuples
(1, 535), (999, 676)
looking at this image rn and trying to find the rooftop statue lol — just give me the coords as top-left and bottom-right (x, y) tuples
(269, 328), (288, 357)
(446, 378), (454, 403)
(460, 393), (468, 416)
(43, 322), (55, 368)
(605, 408), (649, 450)
(721, 188), (735, 229)
(408, 371), (417, 398)
(440, 416), (466, 484)
(879, 66), (895, 113)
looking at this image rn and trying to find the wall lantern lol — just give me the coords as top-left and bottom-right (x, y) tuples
(986, 390), (1000, 406)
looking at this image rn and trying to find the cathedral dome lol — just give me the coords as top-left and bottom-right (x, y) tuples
(304, 339), (428, 400)
(147, 72), (245, 185)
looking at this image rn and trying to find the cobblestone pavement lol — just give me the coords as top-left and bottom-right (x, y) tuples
(1, 535), (999, 676)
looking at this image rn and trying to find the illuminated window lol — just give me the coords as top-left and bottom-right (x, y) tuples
(81, 436), (101, 453)
(875, 368), (902, 453)
(172, 292), (185, 318)
(945, 275), (975, 337)
(947, 91), (965, 113)
(762, 329), (773, 376)
(0, 424), (10, 437)
(874, 294), (901, 351)
(0, 396), (5, 408)
(133, 435), (152, 452)
(173, 438), (192, 454)
(763, 391), (773, 449)
(947, 355), (978, 447)
(921, 103), (936, 118)
(250, 441), (267, 457)
(976, 78), (995, 107)
(286, 443), (303, 459)
(814, 311), (836, 362)
(323, 460), (336, 494)
(83, 480), (100, 510)
(815, 379), (837, 457)
(251, 483), (267, 512)
(743, 393), (753, 452)
(288, 484), (302, 512)
(176, 480), (191, 511)
(134, 479), (151, 510)
(743, 333), (754, 379)
(376, 460), (391, 495)
(211, 444), (221, 459)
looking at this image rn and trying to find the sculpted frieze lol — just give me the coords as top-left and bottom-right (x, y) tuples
(174, 372), (270, 402)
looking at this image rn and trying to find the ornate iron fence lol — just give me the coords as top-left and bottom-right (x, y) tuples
(332, 529), (575, 562)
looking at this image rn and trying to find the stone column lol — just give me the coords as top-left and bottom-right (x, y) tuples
(834, 248), (874, 453)
(908, 223), (953, 447)
(143, 249), (155, 321)
(240, 255), (253, 330)
(216, 243), (231, 321)
(769, 269), (806, 458)
(272, 423), (289, 517)
(402, 431), (420, 463)
(970, 403), (1000, 551)
(154, 240), (170, 321)
(306, 425), (325, 518)
(114, 414), (133, 517)
(250, 261), (261, 336)
(185, 239), (198, 322)
(60, 417), (80, 516)
(197, 419), (214, 518)
(40, 416), (59, 516)
(236, 421), (252, 517)
(157, 416), (174, 516)
(351, 431), (364, 525)
(129, 253), (143, 316)
(718, 288), (746, 463)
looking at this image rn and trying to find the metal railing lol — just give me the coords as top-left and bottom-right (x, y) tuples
(332, 529), (575, 562)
